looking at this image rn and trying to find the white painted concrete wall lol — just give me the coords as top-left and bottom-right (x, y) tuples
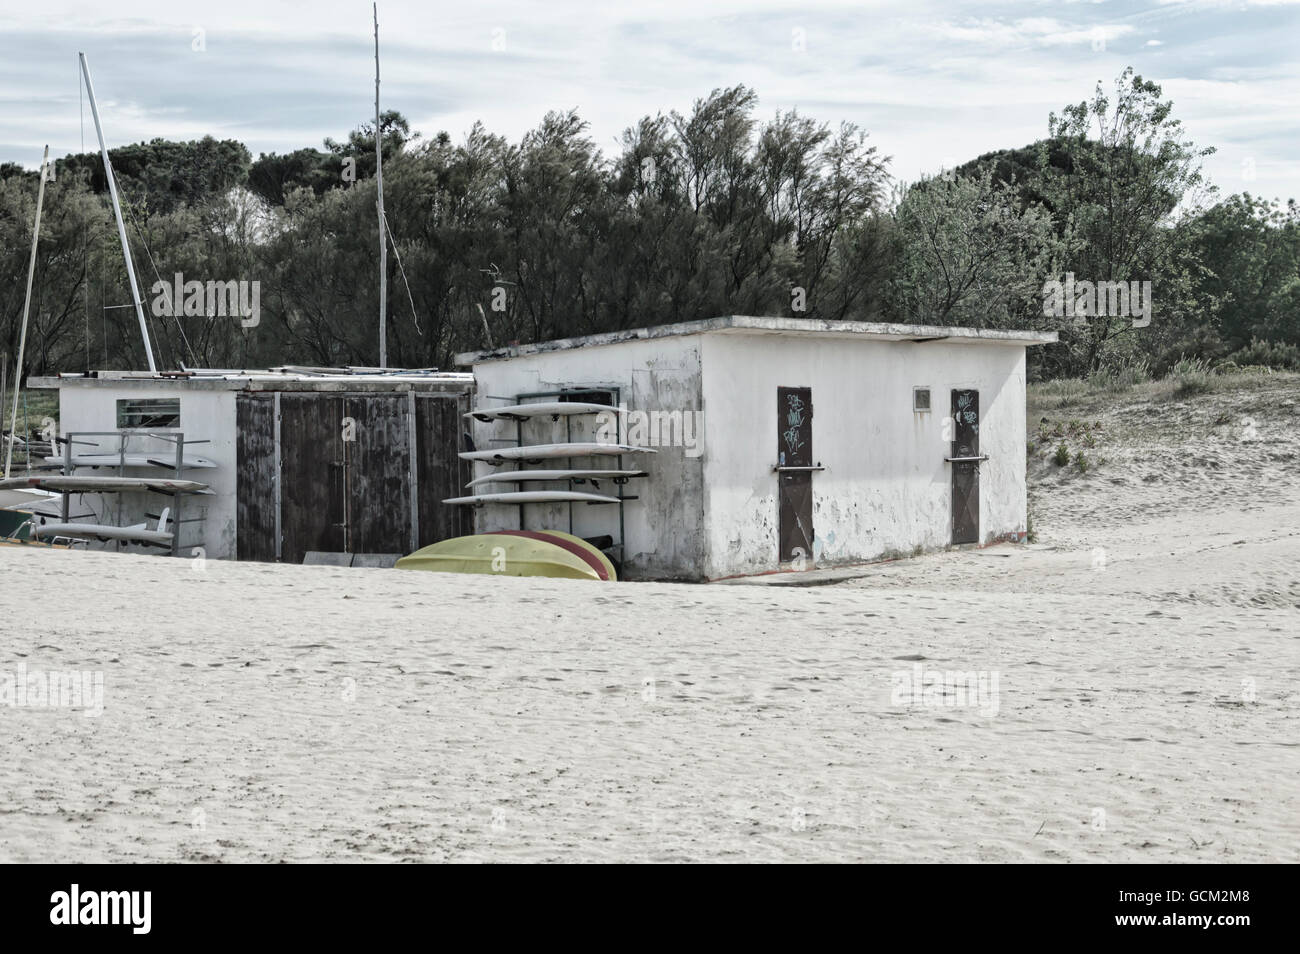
(467, 336), (707, 579)
(55, 385), (238, 558)
(698, 333), (1027, 579)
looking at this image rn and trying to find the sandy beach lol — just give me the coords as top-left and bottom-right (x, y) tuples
(2, 377), (1297, 863)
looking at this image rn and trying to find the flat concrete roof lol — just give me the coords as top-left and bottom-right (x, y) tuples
(455, 315), (1059, 366)
(29, 367), (474, 393)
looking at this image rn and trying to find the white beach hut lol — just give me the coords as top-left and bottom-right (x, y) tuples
(456, 315), (1057, 581)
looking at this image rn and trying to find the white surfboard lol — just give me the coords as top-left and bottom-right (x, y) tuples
(0, 475), (212, 495)
(466, 402), (625, 422)
(45, 453), (217, 470)
(466, 469), (647, 487)
(443, 490), (623, 506)
(459, 443), (655, 464)
(32, 522), (174, 546)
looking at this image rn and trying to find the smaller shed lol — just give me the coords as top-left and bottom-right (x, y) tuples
(457, 316), (1057, 581)
(29, 368), (475, 562)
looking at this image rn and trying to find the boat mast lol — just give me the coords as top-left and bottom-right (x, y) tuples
(3, 146), (50, 479)
(374, 3), (388, 369)
(78, 52), (157, 374)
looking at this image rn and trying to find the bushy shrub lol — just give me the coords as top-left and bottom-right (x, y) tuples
(1053, 443), (1070, 466)
(1223, 338), (1300, 372)
(1167, 356), (1216, 397)
(1088, 356), (1151, 393)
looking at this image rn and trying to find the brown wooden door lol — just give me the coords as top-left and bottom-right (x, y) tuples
(415, 393), (472, 547)
(237, 391), (469, 563)
(951, 388), (979, 544)
(777, 386), (814, 563)
(340, 394), (413, 555)
(235, 393), (277, 561)
(279, 393), (347, 562)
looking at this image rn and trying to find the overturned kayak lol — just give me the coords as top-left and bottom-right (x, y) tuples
(488, 529), (617, 582)
(395, 533), (608, 581)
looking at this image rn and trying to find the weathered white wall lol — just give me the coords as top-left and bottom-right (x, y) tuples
(55, 385), (238, 558)
(467, 336), (706, 579)
(698, 333), (1027, 579)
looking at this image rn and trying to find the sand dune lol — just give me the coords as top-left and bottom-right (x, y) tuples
(1, 377), (1297, 862)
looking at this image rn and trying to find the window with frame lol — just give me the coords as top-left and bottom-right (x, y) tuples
(116, 398), (180, 429)
(913, 387), (931, 412)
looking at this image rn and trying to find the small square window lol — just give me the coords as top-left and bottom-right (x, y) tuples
(913, 387), (931, 412)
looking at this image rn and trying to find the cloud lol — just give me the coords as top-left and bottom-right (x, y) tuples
(1, 0), (1296, 202)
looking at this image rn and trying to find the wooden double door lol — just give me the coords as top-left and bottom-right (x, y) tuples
(235, 391), (470, 563)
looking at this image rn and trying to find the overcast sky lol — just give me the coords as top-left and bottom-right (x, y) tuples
(2, 0), (1296, 201)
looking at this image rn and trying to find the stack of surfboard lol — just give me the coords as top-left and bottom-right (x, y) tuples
(396, 530), (616, 581)
(450, 401), (652, 507)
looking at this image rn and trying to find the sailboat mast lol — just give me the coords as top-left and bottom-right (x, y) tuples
(374, 3), (388, 369)
(78, 52), (157, 374)
(3, 146), (50, 478)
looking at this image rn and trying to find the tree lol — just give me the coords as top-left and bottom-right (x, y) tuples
(1191, 194), (1300, 350)
(1035, 67), (1217, 374)
(891, 169), (1060, 329)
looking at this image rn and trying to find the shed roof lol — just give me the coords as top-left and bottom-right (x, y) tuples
(455, 315), (1059, 366)
(29, 367), (474, 393)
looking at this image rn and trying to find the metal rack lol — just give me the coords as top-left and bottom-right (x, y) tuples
(482, 385), (641, 561)
(55, 429), (210, 556)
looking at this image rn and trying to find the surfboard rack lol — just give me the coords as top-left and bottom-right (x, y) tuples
(50, 429), (212, 557)
(462, 386), (643, 567)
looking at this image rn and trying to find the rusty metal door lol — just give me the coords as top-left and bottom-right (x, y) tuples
(950, 389), (980, 544)
(777, 386), (814, 563)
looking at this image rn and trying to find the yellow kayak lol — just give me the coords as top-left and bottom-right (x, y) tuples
(395, 533), (605, 581)
(493, 529), (617, 582)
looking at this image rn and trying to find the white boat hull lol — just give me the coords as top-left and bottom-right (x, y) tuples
(32, 522), (173, 546)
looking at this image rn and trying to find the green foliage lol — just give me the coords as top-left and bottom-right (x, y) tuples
(57, 136), (251, 216)
(891, 168), (1060, 328)
(1224, 337), (1300, 371)
(1033, 68), (1218, 379)
(1053, 443), (1071, 466)
(1192, 195), (1300, 350)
